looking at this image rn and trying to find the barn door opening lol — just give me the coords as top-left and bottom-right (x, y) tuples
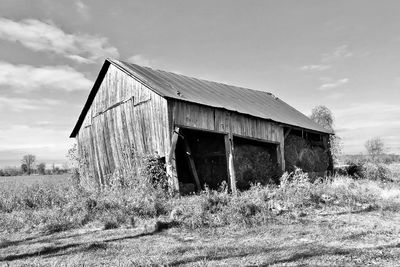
(233, 136), (281, 190)
(175, 128), (228, 194)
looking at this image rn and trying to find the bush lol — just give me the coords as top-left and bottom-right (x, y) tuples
(346, 162), (364, 178)
(362, 162), (392, 182)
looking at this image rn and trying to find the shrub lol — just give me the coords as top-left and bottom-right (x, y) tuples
(346, 162), (365, 178)
(103, 220), (119, 230)
(275, 169), (314, 209)
(362, 162), (392, 182)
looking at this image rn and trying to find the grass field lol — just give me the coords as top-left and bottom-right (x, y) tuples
(2, 208), (400, 266)
(0, 174), (70, 187)
(1, 168), (400, 266)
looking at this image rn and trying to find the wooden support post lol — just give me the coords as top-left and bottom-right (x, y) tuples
(182, 137), (201, 191)
(224, 133), (237, 195)
(279, 142), (285, 172)
(166, 127), (180, 194)
(284, 128), (292, 139)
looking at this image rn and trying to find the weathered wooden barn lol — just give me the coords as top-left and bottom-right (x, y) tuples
(70, 59), (332, 193)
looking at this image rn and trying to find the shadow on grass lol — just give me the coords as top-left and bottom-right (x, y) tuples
(0, 228), (156, 262)
(166, 242), (400, 266)
(0, 229), (102, 250)
(319, 205), (377, 217)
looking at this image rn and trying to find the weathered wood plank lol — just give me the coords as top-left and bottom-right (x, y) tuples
(166, 127), (180, 193)
(224, 134), (237, 195)
(182, 136), (201, 191)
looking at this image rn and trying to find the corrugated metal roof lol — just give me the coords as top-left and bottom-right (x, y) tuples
(109, 59), (332, 134)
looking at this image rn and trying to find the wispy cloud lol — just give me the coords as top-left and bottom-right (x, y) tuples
(128, 54), (155, 67)
(300, 64), (331, 71)
(0, 18), (118, 63)
(75, 0), (91, 20)
(0, 96), (63, 111)
(322, 45), (353, 63)
(0, 61), (92, 92)
(319, 78), (349, 90)
(301, 45), (352, 73)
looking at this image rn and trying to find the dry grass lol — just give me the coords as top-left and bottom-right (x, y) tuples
(1, 168), (400, 265)
(0, 174), (70, 187)
(2, 209), (400, 266)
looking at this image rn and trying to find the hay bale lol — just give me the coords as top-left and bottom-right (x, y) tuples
(234, 143), (281, 190)
(284, 135), (329, 173)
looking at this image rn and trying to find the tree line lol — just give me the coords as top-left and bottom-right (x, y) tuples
(0, 154), (69, 176)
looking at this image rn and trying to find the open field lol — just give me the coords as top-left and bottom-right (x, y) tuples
(2, 208), (400, 266)
(0, 174), (70, 187)
(1, 167), (400, 266)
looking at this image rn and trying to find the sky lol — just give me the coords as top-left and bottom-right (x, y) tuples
(0, 0), (399, 167)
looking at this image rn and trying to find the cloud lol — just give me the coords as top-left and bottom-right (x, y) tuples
(300, 64), (331, 71)
(322, 45), (353, 63)
(0, 96), (63, 111)
(0, 61), (92, 92)
(75, 0), (90, 20)
(128, 54), (155, 67)
(0, 18), (118, 63)
(319, 78), (349, 90)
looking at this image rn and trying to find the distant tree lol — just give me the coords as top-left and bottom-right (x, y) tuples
(310, 105), (334, 132)
(53, 166), (60, 175)
(37, 163), (46, 175)
(365, 137), (385, 161)
(21, 154), (36, 175)
(310, 105), (342, 164)
(21, 163), (28, 174)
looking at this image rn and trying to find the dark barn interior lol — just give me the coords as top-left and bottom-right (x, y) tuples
(175, 128), (228, 194)
(175, 128), (282, 194)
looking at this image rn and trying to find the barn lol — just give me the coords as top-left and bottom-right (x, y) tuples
(70, 58), (333, 193)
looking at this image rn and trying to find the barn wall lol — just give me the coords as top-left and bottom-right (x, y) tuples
(76, 64), (169, 186)
(167, 100), (285, 173)
(168, 100), (284, 143)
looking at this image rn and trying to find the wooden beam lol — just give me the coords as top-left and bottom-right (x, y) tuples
(224, 134), (237, 195)
(278, 142), (285, 172)
(166, 127), (180, 194)
(284, 128), (292, 139)
(182, 137), (201, 191)
(232, 134), (280, 145)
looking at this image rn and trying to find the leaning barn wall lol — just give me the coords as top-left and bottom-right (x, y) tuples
(76, 64), (169, 187)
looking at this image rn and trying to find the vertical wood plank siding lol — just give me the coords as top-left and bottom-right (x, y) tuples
(77, 65), (169, 184)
